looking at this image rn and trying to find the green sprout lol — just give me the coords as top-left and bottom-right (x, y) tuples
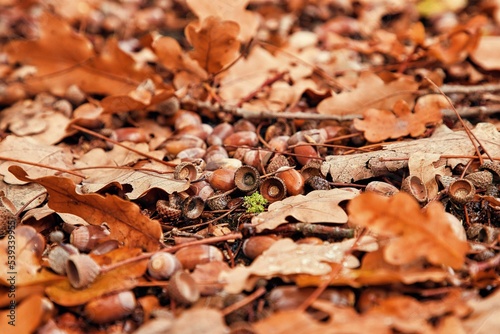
(243, 192), (268, 214)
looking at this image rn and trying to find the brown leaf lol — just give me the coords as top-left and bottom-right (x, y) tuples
(4, 13), (159, 96)
(9, 166), (162, 251)
(185, 16), (240, 74)
(463, 289), (500, 334)
(347, 192), (468, 269)
(251, 189), (359, 233)
(470, 36), (500, 70)
(186, 0), (259, 42)
(317, 72), (419, 117)
(170, 308), (229, 334)
(0, 294), (45, 333)
(46, 248), (147, 306)
(101, 83), (174, 114)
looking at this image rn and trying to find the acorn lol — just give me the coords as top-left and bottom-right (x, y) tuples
(207, 123), (234, 146)
(401, 175), (428, 204)
(70, 225), (111, 252)
(268, 135), (289, 153)
(266, 154), (290, 174)
(163, 135), (206, 156)
(174, 162), (198, 181)
(288, 129), (327, 146)
(207, 168), (236, 191)
(365, 181), (399, 196)
(84, 291), (137, 324)
(147, 253), (182, 280)
(189, 180), (214, 201)
(182, 196), (205, 220)
(465, 170), (493, 189)
(448, 179), (475, 205)
(305, 176), (330, 191)
(48, 244), (79, 275)
(90, 240), (121, 255)
(156, 199), (182, 221)
(168, 271), (200, 305)
(175, 124), (211, 141)
(223, 131), (259, 150)
(176, 147), (206, 160)
(234, 165), (260, 192)
(293, 143), (319, 166)
(173, 110), (201, 131)
(277, 169), (304, 196)
(243, 149), (271, 170)
(175, 245), (224, 270)
(233, 119), (256, 132)
(259, 176), (287, 203)
(112, 127), (149, 143)
(242, 236), (278, 259)
(66, 254), (101, 289)
(207, 192), (229, 211)
(204, 145), (229, 166)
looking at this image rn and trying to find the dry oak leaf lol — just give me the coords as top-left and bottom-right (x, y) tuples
(186, 0), (259, 43)
(463, 288), (500, 334)
(46, 248), (147, 306)
(221, 236), (377, 293)
(407, 152), (450, 200)
(470, 35), (500, 71)
(251, 188), (359, 233)
(0, 226), (62, 286)
(169, 308), (229, 334)
(347, 192), (468, 269)
(0, 294), (46, 334)
(9, 166), (162, 251)
(317, 72), (419, 117)
(4, 13), (160, 97)
(353, 94), (445, 142)
(0, 136), (77, 185)
(185, 16), (241, 75)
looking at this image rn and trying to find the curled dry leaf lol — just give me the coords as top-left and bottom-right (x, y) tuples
(353, 94), (445, 143)
(221, 236), (377, 293)
(317, 72), (419, 117)
(470, 35), (500, 71)
(251, 189), (359, 233)
(347, 192), (468, 269)
(185, 16), (241, 74)
(9, 166), (162, 251)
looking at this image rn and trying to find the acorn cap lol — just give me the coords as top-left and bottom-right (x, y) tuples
(448, 179), (476, 205)
(48, 244), (79, 275)
(234, 165), (260, 192)
(168, 271), (200, 305)
(70, 225), (111, 252)
(182, 196), (205, 220)
(465, 170), (493, 189)
(305, 175), (330, 191)
(480, 161), (500, 180)
(66, 254), (101, 289)
(157, 199), (182, 221)
(174, 162), (198, 181)
(401, 175), (427, 203)
(259, 176), (287, 203)
(207, 192), (229, 211)
(266, 154), (290, 174)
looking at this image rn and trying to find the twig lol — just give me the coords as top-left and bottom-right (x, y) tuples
(0, 156), (87, 178)
(221, 286), (266, 316)
(237, 71), (288, 107)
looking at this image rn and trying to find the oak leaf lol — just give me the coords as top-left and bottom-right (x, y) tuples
(9, 166), (162, 251)
(347, 192), (468, 269)
(470, 36), (500, 71)
(317, 72), (419, 117)
(185, 16), (240, 74)
(251, 189), (359, 233)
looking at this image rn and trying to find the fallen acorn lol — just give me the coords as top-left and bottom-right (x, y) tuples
(84, 291), (137, 324)
(175, 245), (224, 270)
(70, 224), (111, 252)
(168, 271), (200, 305)
(147, 252), (183, 280)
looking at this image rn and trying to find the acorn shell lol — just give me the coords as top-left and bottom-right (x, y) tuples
(465, 170), (493, 189)
(70, 225), (111, 252)
(168, 271), (200, 305)
(401, 175), (427, 203)
(66, 254), (101, 289)
(147, 253), (182, 280)
(234, 165), (260, 192)
(480, 161), (500, 180)
(182, 196), (205, 220)
(448, 179), (476, 205)
(84, 291), (136, 324)
(260, 176), (287, 203)
(174, 162), (198, 181)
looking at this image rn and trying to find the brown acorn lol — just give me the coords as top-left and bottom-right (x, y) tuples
(182, 196), (205, 220)
(259, 176), (287, 203)
(174, 162), (198, 181)
(163, 135), (206, 156)
(277, 169), (304, 196)
(293, 143), (319, 166)
(207, 168), (236, 191)
(401, 175), (428, 204)
(242, 236), (278, 259)
(177, 147), (206, 160)
(365, 181), (399, 197)
(173, 110), (201, 131)
(112, 127), (149, 143)
(223, 131), (259, 149)
(147, 253), (182, 280)
(234, 165), (260, 192)
(266, 154), (290, 174)
(168, 271), (200, 305)
(207, 123), (234, 146)
(189, 180), (214, 201)
(70, 225), (111, 252)
(175, 245), (224, 270)
(268, 135), (289, 153)
(448, 179), (476, 205)
(84, 291), (137, 324)
(66, 254), (101, 289)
